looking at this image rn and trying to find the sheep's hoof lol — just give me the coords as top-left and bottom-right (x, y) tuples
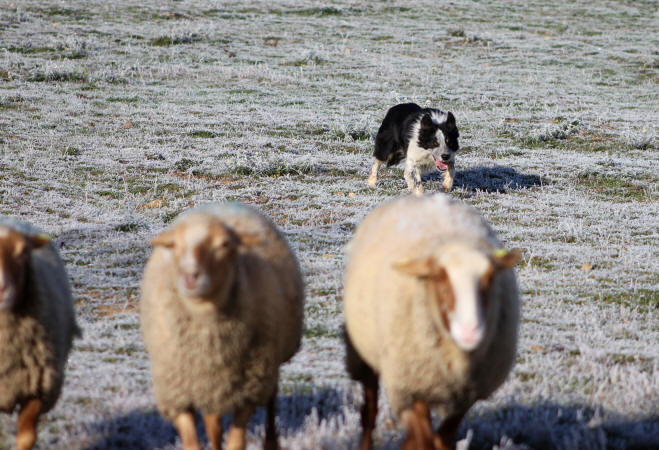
(16, 431), (37, 450)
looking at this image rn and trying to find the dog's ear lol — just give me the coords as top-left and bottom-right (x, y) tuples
(420, 113), (434, 129)
(446, 111), (456, 127)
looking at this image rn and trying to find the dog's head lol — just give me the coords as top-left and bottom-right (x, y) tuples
(418, 110), (460, 171)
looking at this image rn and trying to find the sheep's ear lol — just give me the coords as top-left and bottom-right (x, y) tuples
(26, 233), (51, 249)
(151, 229), (176, 248)
(393, 256), (443, 278)
(491, 248), (522, 270)
(238, 232), (261, 248)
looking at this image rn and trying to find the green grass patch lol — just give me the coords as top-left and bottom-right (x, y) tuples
(281, 55), (325, 66)
(7, 46), (56, 55)
(576, 172), (650, 201)
(114, 222), (141, 232)
(28, 69), (88, 83)
(106, 96), (140, 103)
(62, 146), (82, 157)
(150, 34), (201, 46)
(188, 130), (217, 138)
(594, 288), (657, 311)
(97, 190), (122, 199)
(174, 158), (196, 171)
(288, 7), (343, 16)
(304, 324), (341, 339)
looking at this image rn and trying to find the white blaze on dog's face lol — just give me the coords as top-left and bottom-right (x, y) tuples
(0, 227), (50, 310)
(152, 215), (238, 300)
(394, 244), (520, 352)
(418, 111), (460, 171)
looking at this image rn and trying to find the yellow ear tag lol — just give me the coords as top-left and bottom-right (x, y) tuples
(492, 248), (509, 258)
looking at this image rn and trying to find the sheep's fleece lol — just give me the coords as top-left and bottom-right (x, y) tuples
(140, 203), (304, 421)
(0, 218), (81, 414)
(344, 194), (519, 418)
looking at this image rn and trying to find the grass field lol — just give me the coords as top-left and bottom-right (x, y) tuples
(0, 1), (657, 448)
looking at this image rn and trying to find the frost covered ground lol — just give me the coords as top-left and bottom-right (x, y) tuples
(0, 0), (657, 448)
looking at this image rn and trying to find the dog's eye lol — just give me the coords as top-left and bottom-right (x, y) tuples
(433, 139), (439, 146)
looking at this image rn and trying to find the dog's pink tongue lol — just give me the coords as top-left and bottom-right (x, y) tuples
(436, 159), (448, 171)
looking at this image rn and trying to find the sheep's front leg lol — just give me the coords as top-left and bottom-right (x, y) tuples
(433, 409), (467, 450)
(442, 162), (455, 193)
(203, 413), (223, 450)
(359, 370), (379, 450)
(368, 160), (382, 187)
(174, 410), (202, 450)
(226, 404), (254, 450)
(264, 391), (278, 450)
(16, 398), (42, 450)
(401, 400), (433, 450)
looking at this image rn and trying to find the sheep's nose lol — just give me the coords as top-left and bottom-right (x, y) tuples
(183, 272), (200, 289)
(458, 323), (484, 349)
(441, 153), (451, 162)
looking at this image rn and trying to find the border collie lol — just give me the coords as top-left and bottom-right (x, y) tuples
(368, 103), (460, 195)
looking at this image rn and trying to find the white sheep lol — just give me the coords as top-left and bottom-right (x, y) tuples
(343, 194), (521, 450)
(140, 203), (304, 450)
(0, 219), (81, 450)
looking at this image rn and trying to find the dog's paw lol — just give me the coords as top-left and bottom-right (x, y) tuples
(367, 175), (377, 187)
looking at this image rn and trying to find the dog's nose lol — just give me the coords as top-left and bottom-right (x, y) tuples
(441, 154), (451, 162)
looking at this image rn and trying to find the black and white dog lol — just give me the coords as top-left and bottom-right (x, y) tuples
(368, 103), (460, 195)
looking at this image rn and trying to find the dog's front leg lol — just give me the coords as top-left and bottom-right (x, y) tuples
(403, 161), (423, 195)
(442, 163), (455, 192)
(368, 160), (381, 187)
(413, 166), (424, 196)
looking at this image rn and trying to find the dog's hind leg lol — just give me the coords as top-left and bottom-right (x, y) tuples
(368, 159), (381, 187)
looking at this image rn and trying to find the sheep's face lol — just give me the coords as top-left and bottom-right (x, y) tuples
(395, 245), (520, 352)
(0, 227), (50, 311)
(152, 216), (239, 301)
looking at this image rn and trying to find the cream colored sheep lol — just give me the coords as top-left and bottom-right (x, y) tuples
(140, 203), (304, 450)
(343, 194), (521, 450)
(0, 220), (81, 450)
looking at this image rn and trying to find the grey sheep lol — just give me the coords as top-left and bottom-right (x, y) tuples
(140, 203), (304, 450)
(0, 219), (81, 450)
(343, 194), (521, 450)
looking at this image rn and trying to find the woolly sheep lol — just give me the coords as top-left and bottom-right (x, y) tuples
(343, 194), (521, 450)
(0, 219), (81, 450)
(140, 203), (304, 450)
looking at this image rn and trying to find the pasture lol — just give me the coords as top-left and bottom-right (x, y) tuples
(0, 0), (657, 448)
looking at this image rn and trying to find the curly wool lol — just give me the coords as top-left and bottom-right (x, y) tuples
(344, 194), (519, 417)
(140, 203), (304, 420)
(0, 222), (80, 414)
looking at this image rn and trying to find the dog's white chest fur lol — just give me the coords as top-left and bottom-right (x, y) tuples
(406, 142), (436, 173)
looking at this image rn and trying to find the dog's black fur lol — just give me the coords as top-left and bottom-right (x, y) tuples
(373, 103), (459, 167)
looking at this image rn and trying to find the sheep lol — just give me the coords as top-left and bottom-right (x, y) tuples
(0, 219), (81, 450)
(140, 202), (304, 450)
(343, 194), (521, 450)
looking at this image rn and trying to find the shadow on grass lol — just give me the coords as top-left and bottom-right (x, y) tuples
(83, 388), (658, 449)
(84, 388), (347, 449)
(425, 166), (545, 193)
(460, 402), (659, 450)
